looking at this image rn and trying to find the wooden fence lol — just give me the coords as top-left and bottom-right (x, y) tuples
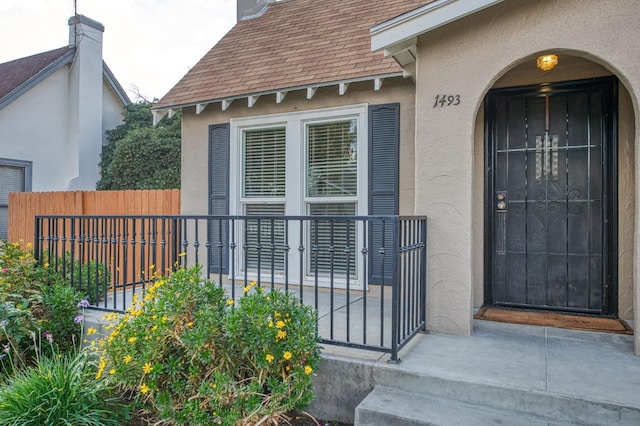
(8, 189), (180, 245)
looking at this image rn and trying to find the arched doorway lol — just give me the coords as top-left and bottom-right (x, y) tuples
(481, 53), (627, 317)
(484, 76), (617, 315)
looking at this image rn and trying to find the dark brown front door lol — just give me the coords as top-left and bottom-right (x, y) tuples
(485, 77), (617, 315)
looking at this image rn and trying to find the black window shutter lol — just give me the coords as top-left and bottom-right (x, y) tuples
(208, 123), (230, 274)
(368, 103), (400, 285)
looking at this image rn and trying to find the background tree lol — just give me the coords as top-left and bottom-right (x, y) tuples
(97, 101), (181, 190)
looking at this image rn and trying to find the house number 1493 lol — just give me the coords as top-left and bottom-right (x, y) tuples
(433, 94), (461, 108)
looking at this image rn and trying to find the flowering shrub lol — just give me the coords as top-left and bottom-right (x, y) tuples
(0, 242), (85, 374)
(98, 265), (321, 425)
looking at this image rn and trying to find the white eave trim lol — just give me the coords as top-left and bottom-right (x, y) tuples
(151, 73), (403, 124)
(370, 0), (505, 53)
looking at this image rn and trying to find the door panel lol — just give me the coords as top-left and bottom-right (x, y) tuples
(486, 78), (617, 315)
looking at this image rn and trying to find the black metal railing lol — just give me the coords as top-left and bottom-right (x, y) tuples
(34, 214), (427, 362)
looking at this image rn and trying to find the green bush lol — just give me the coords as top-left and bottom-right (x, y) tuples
(0, 348), (121, 426)
(0, 242), (85, 375)
(39, 251), (111, 305)
(98, 265), (321, 425)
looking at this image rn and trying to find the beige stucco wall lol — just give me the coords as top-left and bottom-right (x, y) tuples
(180, 78), (417, 217)
(413, 0), (640, 347)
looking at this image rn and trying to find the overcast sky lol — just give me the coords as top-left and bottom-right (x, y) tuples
(0, 0), (237, 101)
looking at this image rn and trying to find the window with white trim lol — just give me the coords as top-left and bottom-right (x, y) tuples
(230, 105), (368, 287)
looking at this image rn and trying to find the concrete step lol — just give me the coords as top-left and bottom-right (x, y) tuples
(355, 369), (640, 426)
(356, 386), (576, 426)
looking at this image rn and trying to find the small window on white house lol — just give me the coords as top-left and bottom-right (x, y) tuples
(0, 160), (31, 241)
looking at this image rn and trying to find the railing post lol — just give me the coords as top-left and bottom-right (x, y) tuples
(421, 218), (428, 332)
(33, 216), (40, 261)
(390, 216), (401, 363)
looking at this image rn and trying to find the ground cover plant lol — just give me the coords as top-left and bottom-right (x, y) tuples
(98, 265), (322, 425)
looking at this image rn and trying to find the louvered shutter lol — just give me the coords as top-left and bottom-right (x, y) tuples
(368, 104), (400, 285)
(209, 123), (230, 274)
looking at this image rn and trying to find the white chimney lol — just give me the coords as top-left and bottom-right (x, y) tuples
(66, 15), (105, 190)
(237, 0), (275, 21)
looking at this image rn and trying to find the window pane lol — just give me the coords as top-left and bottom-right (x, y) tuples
(243, 128), (286, 197)
(307, 120), (357, 197)
(0, 207), (7, 241)
(0, 165), (25, 205)
(308, 203), (356, 278)
(245, 204), (286, 273)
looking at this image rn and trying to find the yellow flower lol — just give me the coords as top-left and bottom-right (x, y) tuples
(151, 325), (158, 331)
(43, 262), (49, 268)
(109, 369), (116, 375)
(265, 354), (274, 363)
(274, 311), (281, 317)
(178, 252), (187, 257)
(128, 337), (137, 343)
(268, 320), (274, 328)
(243, 285), (251, 293)
(277, 330), (287, 340)
(227, 299), (234, 306)
(275, 320), (285, 329)
(87, 327), (97, 335)
(124, 355), (132, 364)
(142, 362), (153, 374)
(140, 383), (150, 394)
(304, 365), (313, 375)
(283, 351), (292, 360)
(187, 321), (194, 327)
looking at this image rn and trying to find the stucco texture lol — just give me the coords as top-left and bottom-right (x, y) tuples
(413, 0), (640, 346)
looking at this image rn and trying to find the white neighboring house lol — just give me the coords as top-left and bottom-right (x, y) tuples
(0, 15), (130, 240)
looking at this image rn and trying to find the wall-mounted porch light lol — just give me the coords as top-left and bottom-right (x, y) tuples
(536, 54), (559, 71)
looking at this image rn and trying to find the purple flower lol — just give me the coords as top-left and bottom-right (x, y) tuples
(43, 332), (54, 343)
(74, 315), (84, 324)
(1, 268), (8, 273)
(77, 299), (90, 309)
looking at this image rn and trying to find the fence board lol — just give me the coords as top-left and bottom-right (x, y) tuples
(8, 190), (180, 245)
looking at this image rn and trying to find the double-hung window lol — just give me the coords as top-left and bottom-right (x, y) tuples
(242, 127), (286, 272)
(230, 105), (368, 288)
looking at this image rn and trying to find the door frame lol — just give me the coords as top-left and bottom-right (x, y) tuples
(483, 77), (619, 316)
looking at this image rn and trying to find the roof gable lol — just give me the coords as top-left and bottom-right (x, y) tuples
(155, 0), (434, 110)
(0, 47), (74, 108)
(0, 46), (131, 111)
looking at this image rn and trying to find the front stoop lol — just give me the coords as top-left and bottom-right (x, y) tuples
(356, 386), (575, 426)
(355, 377), (640, 426)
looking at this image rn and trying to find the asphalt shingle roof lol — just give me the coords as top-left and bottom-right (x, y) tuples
(155, 0), (433, 109)
(0, 46), (73, 101)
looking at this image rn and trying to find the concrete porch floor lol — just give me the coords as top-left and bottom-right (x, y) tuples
(311, 320), (640, 424)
